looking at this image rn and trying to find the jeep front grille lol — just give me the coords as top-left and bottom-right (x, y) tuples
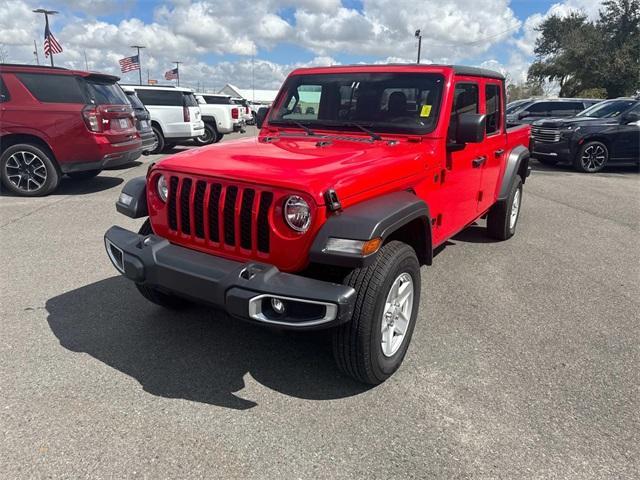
(167, 175), (273, 254)
(531, 126), (561, 143)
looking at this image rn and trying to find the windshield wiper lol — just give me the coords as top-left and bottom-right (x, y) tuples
(290, 120), (316, 136)
(342, 122), (382, 141)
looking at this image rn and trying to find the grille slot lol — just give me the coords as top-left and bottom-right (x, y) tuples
(208, 183), (222, 242)
(194, 180), (206, 239)
(180, 178), (192, 234)
(223, 186), (238, 246)
(531, 127), (561, 143)
(168, 176), (179, 230)
(257, 192), (273, 253)
(240, 189), (255, 250)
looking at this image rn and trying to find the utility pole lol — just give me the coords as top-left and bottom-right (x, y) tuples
(415, 29), (422, 64)
(33, 40), (40, 65)
(130, 45), (145, 85)
(33, 8), (58, 67)
(83, 50), (88, 70)
(251, 55), (255, 102)
(173, 61), (182, 86)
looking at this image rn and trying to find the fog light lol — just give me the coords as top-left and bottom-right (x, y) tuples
(118, 192), (134, 206)
(271, 298), (285, 314)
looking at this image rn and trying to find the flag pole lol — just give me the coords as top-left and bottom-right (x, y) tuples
(130, 45), (145, 85)
(173, 61), (182, 87)
(32, 8), (58, 67)
(33, 40), (40, 65)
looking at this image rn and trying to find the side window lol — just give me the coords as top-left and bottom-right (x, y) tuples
(448, 82), (479, 142)
(183, 93), (198, 107)
(16, 73), (85, 103)
(135, 89), (182, 106)
(526, 102), (553, 114)
(0, 75), (9, 102)
(485, 84), (501, 135)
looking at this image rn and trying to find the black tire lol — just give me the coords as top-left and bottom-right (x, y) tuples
(332, 241), (421, 384)
(194, 123), (218, 145)
(574, 140), (608, 173)
(214, 133), (224, 144)
(135, 219), (189, 310)
(535, 156), (558, 166)
(149, 125), (165, 155)
(0, 143), (60, 196)
(487, 176), (523, 240)
(162, 142), (177, 152)
(67, 169), (101, 180)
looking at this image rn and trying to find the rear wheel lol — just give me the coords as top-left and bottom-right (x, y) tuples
(149, 126), (165, 155)
(487, 176), (522, 240)
(67, 169), (101, 180)
(194, 123), (218, 145)
(332, 241), (421, 384)
(135, 219), (190, 310)
(574, 141), (608, 173)
(0, 143), (60, 196)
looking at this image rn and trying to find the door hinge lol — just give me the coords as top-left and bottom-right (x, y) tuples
(324, 189), (342, 212)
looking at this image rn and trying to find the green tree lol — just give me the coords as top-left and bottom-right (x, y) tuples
(528, 0), (640, 98)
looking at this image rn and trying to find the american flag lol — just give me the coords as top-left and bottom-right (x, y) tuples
(119, 55), (140, 73)
(43, 17), (63, 57)
(164, 68), (178, 80)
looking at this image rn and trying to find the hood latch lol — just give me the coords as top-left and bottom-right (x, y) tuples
(325, 189), (342, 212)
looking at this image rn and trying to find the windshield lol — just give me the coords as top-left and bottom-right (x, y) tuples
(576, 99), (635, 118)
(269, 72), (445, 134)
(85, 79), (128, 105)
(506, 100), (531, 114)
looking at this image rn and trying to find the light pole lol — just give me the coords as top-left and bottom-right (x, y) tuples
(130, 45), (145, 85)
(415, 29), (422, 64)
(33, 8), (58, 67)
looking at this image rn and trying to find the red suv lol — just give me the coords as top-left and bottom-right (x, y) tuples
(0, 64), (142, 196)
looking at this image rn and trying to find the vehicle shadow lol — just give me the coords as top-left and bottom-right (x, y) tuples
(0, 175), (125, 197)
(45, 276), (370, 410)
(452, 225), (495, 244)
(104, 160), (143, 171)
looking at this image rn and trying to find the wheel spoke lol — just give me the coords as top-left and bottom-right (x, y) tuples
(395, 312), (409, 335)
(397, 281), (412, 306)
(382, 324), (395, 356)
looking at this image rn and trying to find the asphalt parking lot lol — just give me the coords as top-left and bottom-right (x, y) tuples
(1, 126), (639, 479)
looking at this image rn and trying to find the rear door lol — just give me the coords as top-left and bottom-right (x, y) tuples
(478, 79), (506, 212)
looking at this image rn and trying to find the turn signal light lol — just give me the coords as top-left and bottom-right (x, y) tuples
(362, 238), (382, 256)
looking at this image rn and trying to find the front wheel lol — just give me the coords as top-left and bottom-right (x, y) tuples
(574, 141), (608, 173)
(487, 176), (522, 240)
(332, 241), (421, 384)
(194, 123), (218, 145)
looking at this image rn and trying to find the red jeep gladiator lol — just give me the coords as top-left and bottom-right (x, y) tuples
(105, 64), (531, 384)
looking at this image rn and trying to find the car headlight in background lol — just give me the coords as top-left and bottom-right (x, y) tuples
(283, 195), (311, 232)
(157, 175), (168, 202)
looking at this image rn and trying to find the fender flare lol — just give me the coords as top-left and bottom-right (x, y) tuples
(309, 191), (432, 268)
(115, 176), (148, 218)
(201, 115), (219, 130)
(498, 145), (530, 201)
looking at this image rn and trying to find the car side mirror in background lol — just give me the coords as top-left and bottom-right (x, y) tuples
(623, 111), (640, 124)
(256, 107), (269, 129)
(456, 113), (487, 144)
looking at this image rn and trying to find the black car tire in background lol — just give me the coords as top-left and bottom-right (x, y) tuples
(194, 123), (219, 146)
(149, 125), (165, 155)
(574, 140), (608, 173)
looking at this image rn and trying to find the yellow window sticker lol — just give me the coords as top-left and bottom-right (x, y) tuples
(420, 105), (432, 117)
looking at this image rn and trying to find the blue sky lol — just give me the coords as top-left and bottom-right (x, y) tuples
(0, 0), (604, 89)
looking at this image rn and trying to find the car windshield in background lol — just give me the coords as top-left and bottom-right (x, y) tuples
(270, 72), (445, 135)
(576, 99), (636, 118)
(506, 100), (531, 114)
(85, 79), (128, 105)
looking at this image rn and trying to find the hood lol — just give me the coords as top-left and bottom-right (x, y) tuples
(156, 134), (433, 205)
(532, 116), (619, 128)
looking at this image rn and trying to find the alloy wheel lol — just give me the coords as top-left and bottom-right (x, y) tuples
(381, 272), (414, 357)
(581, 144), (607, 172)
(5, 151), (48, 193)
(510, 188), (521, 230)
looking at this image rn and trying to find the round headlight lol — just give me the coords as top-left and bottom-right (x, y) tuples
(283, 195), (311, 232)
(157, 175), (168, 202)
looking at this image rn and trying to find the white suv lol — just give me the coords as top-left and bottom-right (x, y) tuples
(121, 85), (204, 154)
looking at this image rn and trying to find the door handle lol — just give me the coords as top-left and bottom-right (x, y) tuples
(472, 156), (486, 168)
(494, 149), (505, 157)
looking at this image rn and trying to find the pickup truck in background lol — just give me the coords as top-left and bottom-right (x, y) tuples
(105, 64), (531, 384)
(195, 93), (245, 145)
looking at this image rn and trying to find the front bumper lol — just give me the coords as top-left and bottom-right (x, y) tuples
(532, 139), (572, 162)
(104, 226), (356, 329)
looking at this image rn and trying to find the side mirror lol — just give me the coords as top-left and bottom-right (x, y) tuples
(256, 107), (269, 129)
(456, 113), (486, 144)
(518, 111), (529, 119)
(623, 111), (640, 124)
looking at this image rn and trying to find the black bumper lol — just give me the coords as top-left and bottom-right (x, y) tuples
(104, 226), (356, 329)
(532, 140), (572, 162)
(61, 147), (142, 173)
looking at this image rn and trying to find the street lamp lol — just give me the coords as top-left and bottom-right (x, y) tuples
(415, 29), (422, 64)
